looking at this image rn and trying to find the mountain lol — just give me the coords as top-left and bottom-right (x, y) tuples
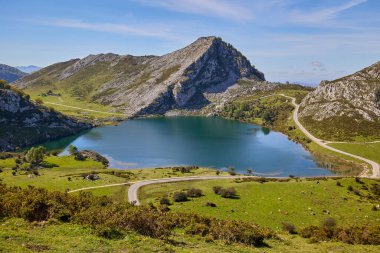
(0, 64), (28, 83)
(13, 36), (265, 117)
(15, 65), (42, 73)
(299, 61), (380, 140)
(0, 81), (91, 151)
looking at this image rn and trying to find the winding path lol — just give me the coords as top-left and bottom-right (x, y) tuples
(45, 102), (125, 116)
(128, 175), (247, 205)
(279, 94), (379, 178)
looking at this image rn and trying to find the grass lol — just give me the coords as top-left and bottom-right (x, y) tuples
(0, 155), (223, 195)
(1, 218), (379, 253)
(139, 178), (380, 230)
(328, 142), (380, 164)
(25, 88), (124, 121)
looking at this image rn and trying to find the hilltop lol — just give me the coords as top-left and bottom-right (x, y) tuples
(299, 61), (380, 140)
(13, 37), (265, 117)
(0, 64), (27, 83)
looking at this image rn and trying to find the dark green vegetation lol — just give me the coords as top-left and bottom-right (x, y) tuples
(0, 184), (273, 247)
(300, 116), (380, 141)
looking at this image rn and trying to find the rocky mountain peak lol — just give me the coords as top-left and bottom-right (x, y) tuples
(300, 61), (380, 122)
(13, 36), (265, 116)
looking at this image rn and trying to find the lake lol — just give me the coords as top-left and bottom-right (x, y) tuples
(47, 117), (332, 177)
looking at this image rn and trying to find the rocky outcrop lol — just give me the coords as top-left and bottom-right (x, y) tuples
(300, 61), (380, 122)
(0, 64), (27, 83)
(13, 36), (265, 117)
(0, 85), (91, 151)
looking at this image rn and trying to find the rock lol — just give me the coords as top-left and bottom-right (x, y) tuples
(300, 61), (380, 122)
(86, 174), (100, 181)
(0, 86), (91, 151)
(79, 150), (109, 167)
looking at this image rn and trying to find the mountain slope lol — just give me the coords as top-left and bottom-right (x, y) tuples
(0, 81), (91, 151)
(15, 65), (42, 73)
(299, 61), (380, 140)
(13, 36), (265, 117)
(0, 64), (27, 83)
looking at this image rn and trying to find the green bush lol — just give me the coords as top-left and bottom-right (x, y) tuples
(187, 188), (202, 198)
(299, 224), (380, 245)
(0, 183), (273, 246)
(159, 197), (171, 205)
(173, 192), (188, 202)
(213, 186), (223, 195)
(282, 222), (297, 234)
(220, 187), (238, 199)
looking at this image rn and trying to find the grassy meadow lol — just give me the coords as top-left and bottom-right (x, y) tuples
(139, 178), (380, 230)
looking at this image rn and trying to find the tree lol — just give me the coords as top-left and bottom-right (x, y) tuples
(228, 167), (236, 176)
(68, 145), (85, 161)
(25, 146), (46, 166)
(246, 169), (253, 175)
(68, 145), (78, 155)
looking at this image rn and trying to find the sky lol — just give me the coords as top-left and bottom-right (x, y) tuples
(1, 0), (379, 85)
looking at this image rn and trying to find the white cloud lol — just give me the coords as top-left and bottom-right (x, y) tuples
(311, 61), (326, 71)
(291, 0), (367, 24)
(38, 19), (176, 38)
(135, 0), (254, 21)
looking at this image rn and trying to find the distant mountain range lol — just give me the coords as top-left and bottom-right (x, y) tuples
(13, 36), (265, 117)
(15, 65), (41, 73)
(0, 64), (27, 83)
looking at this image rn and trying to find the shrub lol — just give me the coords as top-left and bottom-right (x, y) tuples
(355, 177), (363, 184)
(300, 224), (380, 245)
(187, 188), (202, 198)
(213, 186), (223, 195)
(321, 218), (337, 229)
(282, 222), (297, 234)
(205, 202), (217, 207)
(96, 227), (125, 240)
(25, 146), (46, 166)
(173, 192), (188, 202)
(336, 181), (342, 187)
(347, 185), (353, 191)
(220, 188), (238, 199)
(228, 167), (237, 176)
(370, 184), (380, 196)
(159, 197), (171, 206)
(0, 183), (274, 246)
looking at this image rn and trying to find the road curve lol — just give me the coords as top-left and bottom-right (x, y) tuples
(280, 94), (379, 178)
(128, 175), (248, 205)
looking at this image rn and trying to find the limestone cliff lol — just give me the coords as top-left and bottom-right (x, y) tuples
(0, 85), (91, 151)
(13, 36), (265, 117)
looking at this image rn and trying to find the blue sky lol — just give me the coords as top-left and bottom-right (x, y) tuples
(1, 0), (379, 85)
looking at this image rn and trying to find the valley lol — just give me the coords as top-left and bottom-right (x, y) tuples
(1, 35), (380, 252)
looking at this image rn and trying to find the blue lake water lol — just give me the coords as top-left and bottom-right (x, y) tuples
(47, 116), (332, 177)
